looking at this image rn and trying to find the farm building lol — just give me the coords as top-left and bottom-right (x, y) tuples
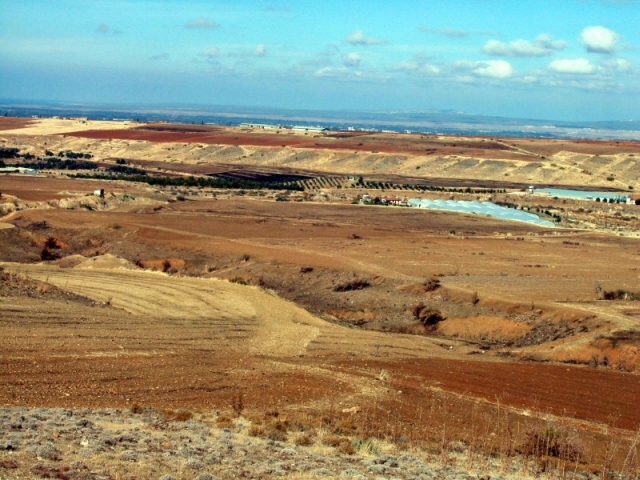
(0, 167), (38, 174)
(239, 123), (281, 130)
(382, 196), (404, 205)
(292, 126), (329, 133)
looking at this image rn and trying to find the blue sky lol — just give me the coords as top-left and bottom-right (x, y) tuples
(0, 0), (639, 120)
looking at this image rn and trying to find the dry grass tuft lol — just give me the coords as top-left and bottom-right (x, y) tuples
(163, 409), (193, 422)
(215, 415), (234, 428)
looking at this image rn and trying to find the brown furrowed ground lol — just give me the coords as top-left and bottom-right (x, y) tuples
(1, 133), (640, 476)
(0, 117), (35, 131)
(4, 117), (639, 189)
(0, 175), (150, 201)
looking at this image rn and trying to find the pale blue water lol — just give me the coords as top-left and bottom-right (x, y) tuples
(536, 188), (630, 202)
(408, 199), (555, 227)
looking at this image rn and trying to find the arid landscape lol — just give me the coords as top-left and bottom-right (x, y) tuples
(1, 117), (640, 479)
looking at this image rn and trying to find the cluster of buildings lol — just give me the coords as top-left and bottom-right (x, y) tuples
(239, 123), (329, 133)
(0, 167), (38, 174)
(360, 193), (408, 206)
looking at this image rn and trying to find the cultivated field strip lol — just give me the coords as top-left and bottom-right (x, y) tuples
(1, 263), (453, 360)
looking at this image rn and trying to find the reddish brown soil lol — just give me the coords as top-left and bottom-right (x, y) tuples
(1, 292), (639, 430)
(509, 137), (640, 156)
(381, 358), (640, 431)
(63, 124), (640, 160)
(0, 117), (35, 131)
(2, 175), (640, 473)
(0, 175), (149, 202)
(63, 128), (530, 160)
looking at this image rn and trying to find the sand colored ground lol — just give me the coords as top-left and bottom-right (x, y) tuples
(0, 117), (143, 135)
(436, 316), (534, 341)
(2, 121), (638, 189)
(1, 125), (640, 473)
(1, 262), (640, 438)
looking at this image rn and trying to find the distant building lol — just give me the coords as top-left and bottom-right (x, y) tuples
(528, 185), (535, 194)
(239, 123), (281, 130)
(382, 196), (403, 205)
(94, 189), (105, 197)
(292, 126), (329, 133)
(0, 167), (38, 174)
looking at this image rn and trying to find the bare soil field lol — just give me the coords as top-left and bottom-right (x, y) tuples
(0, 117), (35, 131)
(2, 118), (639, 189)
(1, 122), (640, 478)
(0, 175), (150, 202)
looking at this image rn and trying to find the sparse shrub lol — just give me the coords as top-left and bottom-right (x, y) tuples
(352, 437), (380, 456)
(333, 278), (370, 292)
(595, 283), (604, 300)
(0, 460), (18, 469)
(195, 475), (219, 480)
(423, 277), (440, 292)
(603, 289), (640, 301)
(232, 392), (244, 417)
(130, 404), (144, 414)
(229, 276), (248, 285)
(412, 303), (444, 325)
(185, 459), (203, 470)
(267, 428), (287, 441)
(294, 435), (315, 446)
(333, 417), (357, 436)
(338, 441), (355, 455)
(36, 443), (61, 461)
(162, 259), (171, 272)
(348, 233), (362, 239)
(241, 254), (250, 262)
(215, 415), (234, 428)
(248, 425), (265, 437)
(471, 291), (479, 305)
(300, 266), (314, 273)
(120, 450), (137, 462)
(163, 409), (193, 422)
(322, 435), (349, 447)
(521, 426), (584, 463)
(29, 464), (70, 480)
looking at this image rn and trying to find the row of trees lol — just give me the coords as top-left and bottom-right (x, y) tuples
(14, 157), (98, 171)
(45, 150), (93, 159)
(71, 172), (304, 191)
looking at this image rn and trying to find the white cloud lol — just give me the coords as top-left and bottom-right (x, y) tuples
(314, 67), (362, 78)
(202, 47), (219, 58)
(346, 30), (387, 46)
(419, 27), (469, 38)
(475, 60), (514, 78)
(548, 58), (596, 74)
(483, 34), (569, 57)
(581, 26), (620, 53)
(393, 59), (440, 75)
(185, 17), (220, 29)
(228, 44), (267, 58)
(602, 57), (633, 72)
(342, 52), (361, 67)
